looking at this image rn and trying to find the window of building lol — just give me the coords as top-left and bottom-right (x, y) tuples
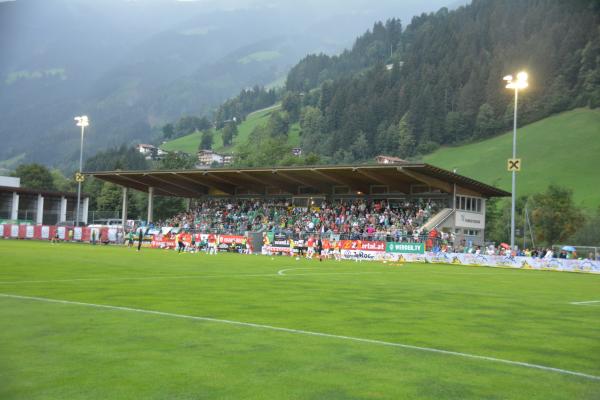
(455, 195), (483, 213)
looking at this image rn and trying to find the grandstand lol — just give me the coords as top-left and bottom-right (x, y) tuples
(90, 163), (509, 246)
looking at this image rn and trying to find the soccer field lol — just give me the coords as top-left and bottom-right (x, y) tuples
(0, 241), (599, 399)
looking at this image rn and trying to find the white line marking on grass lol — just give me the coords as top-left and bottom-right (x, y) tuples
(1, 292), (598, 382)
(570, 300), (600, 305)
(0, 271), (389, 285)
(278, 267), (311, 275)
(0, 275), (268, 284)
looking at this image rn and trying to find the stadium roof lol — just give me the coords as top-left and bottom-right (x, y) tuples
(88, 163), (510, 198)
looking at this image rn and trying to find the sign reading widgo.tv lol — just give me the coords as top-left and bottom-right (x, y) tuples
(386, 242), (425, 254)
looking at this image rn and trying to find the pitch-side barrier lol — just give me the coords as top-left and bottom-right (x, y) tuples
(2, 224), (598, 274)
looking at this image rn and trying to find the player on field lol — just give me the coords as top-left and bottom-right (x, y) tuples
(306, 236), (314, 260)
(322, 238), (330, 260)
(177, 232), (185, 253)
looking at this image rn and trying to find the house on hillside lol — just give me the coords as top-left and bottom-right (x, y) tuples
(197, 150), (234, 168)
(375, 155), (407, 164)
(136, 144), (168, 161)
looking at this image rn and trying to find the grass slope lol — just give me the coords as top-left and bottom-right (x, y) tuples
(424, 108), (600, 208)
(160, 104), (299, 156)
(1, 241), (599, 399)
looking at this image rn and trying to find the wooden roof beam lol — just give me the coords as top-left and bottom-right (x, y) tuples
(311, 169), (369, 194)
(275, 171), (330, 194)
(179, 172), (236, 195)
(404, 167), (483, 197)
(116, 174), (181, 197)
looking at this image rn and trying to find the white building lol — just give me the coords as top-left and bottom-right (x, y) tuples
(0, 176), (89, 225)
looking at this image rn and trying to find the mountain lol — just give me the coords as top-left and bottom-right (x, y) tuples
(0, 0), (453, 170)
(281, 0), (600, 164)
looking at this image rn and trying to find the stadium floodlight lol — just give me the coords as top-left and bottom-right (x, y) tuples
(504, 71), (528, 251)
(74, 115), (89, 227)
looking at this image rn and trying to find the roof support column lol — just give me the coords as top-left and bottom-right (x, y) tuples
(147, 187), (154, 224)
(121, 187), (128, 231)
(36, 194), (44, 225)
(82, 197), (89, 224)
(10, 192), (19, 220)
(59, 196), (67, 223)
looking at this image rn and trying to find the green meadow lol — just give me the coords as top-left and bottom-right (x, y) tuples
(425, 108), (600, 208)
(160, 104), (300, 156)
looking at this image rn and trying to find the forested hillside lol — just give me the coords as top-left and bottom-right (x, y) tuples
(278, 0), (600, 163)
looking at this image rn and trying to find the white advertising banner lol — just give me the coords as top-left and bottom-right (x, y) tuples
(10, 225), (19, 237)
(25, 225), (34, 238)
(0, 224), (4, 237)
(342, 250), (600, 274)
(41, 226), (50, 239)
(341, 250), (386, 261)
(393, 252), (600, 274)
(57, 227), (66, 240)
(108, 228), (118, 242)
(74, 227), (82, 241)
(455, 211), (485, 229)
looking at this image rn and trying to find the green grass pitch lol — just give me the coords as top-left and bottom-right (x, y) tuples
(0, 241), (599, 399)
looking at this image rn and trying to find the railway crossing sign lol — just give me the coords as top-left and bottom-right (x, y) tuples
(507, 158), (521, 172)
(75, 172), (85, 183)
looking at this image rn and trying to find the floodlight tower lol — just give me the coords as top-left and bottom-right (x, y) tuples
(74, 115), (89, 227)
(503, 72), (528, 251)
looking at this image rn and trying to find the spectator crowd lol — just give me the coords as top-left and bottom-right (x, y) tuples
(153, 198), (446, 242)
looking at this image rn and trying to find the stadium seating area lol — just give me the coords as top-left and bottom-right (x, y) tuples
(154, 198), (446, 241)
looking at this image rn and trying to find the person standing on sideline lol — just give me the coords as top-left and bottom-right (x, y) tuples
(91, 229), (96, 245)
(177, 232), (185, 253)
(137, 228), (144, 252)
(306, 236), (314, 260)
(316, 236), (323, 262)
(128, 230), (134, 248)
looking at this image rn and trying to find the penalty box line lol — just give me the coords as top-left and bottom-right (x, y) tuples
(0, 292), (599, 382)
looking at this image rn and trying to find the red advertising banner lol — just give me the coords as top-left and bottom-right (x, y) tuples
(219, 235), (245, 245)
(339, 240), (386, 252)
(18, 225), (27, 239)
(81, 227), (91, 242)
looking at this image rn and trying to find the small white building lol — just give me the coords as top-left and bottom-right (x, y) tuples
(375, 155), (407, 164)
(137, 144), (168, 160)
(197, 150), (234, 167)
